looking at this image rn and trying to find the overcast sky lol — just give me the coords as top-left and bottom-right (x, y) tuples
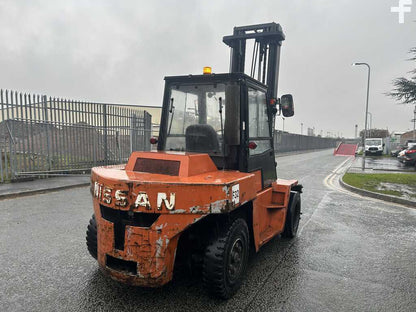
(0, 0), (415, 137)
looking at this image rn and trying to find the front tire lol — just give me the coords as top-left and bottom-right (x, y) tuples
(202, 218), (249, 299)
(282, 191), (301, 238)
(86, 214), (98, 259)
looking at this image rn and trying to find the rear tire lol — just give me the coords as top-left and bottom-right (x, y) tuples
(86, 214), (98, 259)
(202, 218), (249, 299)
(282, 191), (301, 238)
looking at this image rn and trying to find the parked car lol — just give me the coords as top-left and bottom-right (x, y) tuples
(397, 144), (416, 166)
(364, 138), (384, 156)
(390, 145), (406, 157)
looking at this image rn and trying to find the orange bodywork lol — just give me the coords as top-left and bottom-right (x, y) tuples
(91, 151), (297, 286)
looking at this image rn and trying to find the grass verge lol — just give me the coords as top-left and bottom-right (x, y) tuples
(343, 173), (416, 199)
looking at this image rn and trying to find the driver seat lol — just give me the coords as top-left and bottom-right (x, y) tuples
(185, 124), (220, 153)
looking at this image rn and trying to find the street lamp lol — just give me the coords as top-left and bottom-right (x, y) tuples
(413, 105), (416, 141)
(352, 62), (371, 171)
(282, 117), (285, 132)
(367, 112), (372, 137)
(301, 122), (303, 135)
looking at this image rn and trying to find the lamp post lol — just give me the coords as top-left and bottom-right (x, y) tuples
(282, 117), (285, 132)
(367, 112), (372, 137)
(301, 122), (303, 135)
(412, 105), (416, 141)
(352, 62), (370, 171)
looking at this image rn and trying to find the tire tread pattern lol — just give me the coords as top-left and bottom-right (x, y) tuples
(282, 191), (301, 239)
(202, 218), (249, 299)
(86, 214), (98, 259)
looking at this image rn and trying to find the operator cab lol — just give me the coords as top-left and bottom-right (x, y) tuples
(157, 73), (293, 187)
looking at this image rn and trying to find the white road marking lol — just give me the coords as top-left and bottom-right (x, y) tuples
(323, 156), (413, 211)
(298, 192), (332, 236)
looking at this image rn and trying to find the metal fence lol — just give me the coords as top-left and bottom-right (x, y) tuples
(0, 89), (151, 182)
(274, 131), (339, 153)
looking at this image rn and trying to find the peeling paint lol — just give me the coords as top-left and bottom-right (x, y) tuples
(210, 199), (227, 213)
(192, 216), (204, 223)
(169, 209), (186, 214)
(155, 237), (163, 258)
(136, 270), (145, 278)
(189, 206), (206, 214)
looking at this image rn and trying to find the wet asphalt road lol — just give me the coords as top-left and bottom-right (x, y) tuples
(1, 149), (415, 311)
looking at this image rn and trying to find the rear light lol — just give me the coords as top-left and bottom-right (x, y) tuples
(248, 142), (257, 150)
(149, 137), (158, 144)
(405, 150), (416, 154)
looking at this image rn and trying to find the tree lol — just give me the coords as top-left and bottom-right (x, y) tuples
(388, 48), (416, 104)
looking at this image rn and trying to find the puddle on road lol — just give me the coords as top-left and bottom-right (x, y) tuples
(377, 183), (416, 201)
(350, 157), (416, 172)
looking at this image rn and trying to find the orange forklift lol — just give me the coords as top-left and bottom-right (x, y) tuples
(86, 22), (302, 299)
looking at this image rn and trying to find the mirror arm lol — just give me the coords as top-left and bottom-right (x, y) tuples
(276, 98), (281, 116)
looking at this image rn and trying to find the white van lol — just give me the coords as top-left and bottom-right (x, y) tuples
(365, 138), (384, 156)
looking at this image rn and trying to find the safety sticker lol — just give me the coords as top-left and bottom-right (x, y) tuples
(232, 184), (240, 204)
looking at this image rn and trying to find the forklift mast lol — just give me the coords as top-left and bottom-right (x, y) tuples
(223, 22), (285, 100)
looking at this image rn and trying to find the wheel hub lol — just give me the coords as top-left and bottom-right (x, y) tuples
(228, 238), (244, 281)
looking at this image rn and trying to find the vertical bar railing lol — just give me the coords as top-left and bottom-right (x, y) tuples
(12, 91), (18, 178)
(130, 113), (135, 154)
(23, 94), (30, 172)
(144, 111), (151, 151)
(6, 91), (14, 179)
(0, 90), (6, 181)
(0, 149), (3, 183)
(0, 89), (152, 181)
(103, 104), (108, 165)
(36, 95), (44, 173)
(43, 95), (51, 172)
(92, 103), (97, 166)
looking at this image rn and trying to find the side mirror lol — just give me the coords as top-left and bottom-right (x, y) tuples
(281, 94), (294, 117)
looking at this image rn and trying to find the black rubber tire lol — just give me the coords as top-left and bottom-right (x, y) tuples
(202, 218), (250, 299)
(86, 214), (98, 259)
(282, 191), (301, 239)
